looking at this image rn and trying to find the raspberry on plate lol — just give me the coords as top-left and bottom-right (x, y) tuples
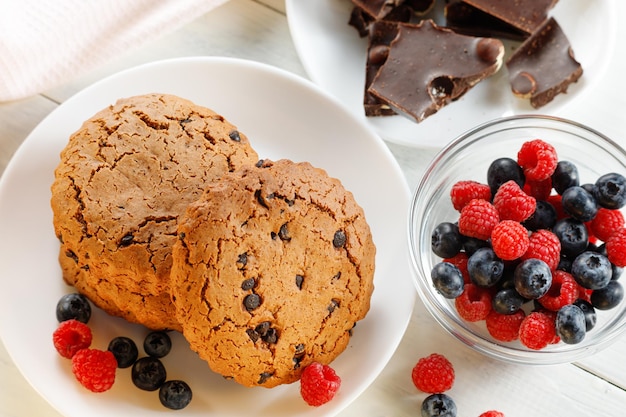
(53, 319), (93, 359)
(411, 353), (455, 394)
(517, 139), (558, 181)
(491, 220), (530, 261)
(458, 199), (500, 240)
(300, 362), (341, 407)
(493, 180), (536, 222)
(71, 348), (117, 393)
(519, 311), (557, 350)
(450, 180), (491, 211)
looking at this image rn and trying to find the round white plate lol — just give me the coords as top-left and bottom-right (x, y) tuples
(286, 0), (617, 148)
(0, 57), (415, 417)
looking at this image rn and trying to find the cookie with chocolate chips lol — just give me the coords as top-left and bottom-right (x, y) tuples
(50, 93), (259, 331)
(170, 159), (376, 388)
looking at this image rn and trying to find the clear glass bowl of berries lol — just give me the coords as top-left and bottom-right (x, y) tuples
(408, 114), (626, 364)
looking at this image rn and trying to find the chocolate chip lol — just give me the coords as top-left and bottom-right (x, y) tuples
(476, 38), (504, 63)
(65, 249), (78, 263)
(368, 44), (389, 66)
(333, 230), (346, 248)
(179, 117), (192, 128)
(255, 159), (265, 168)
(327, 299), (340, 313)
(237, 252), (248, 268)
(258, 372), (273, 384)
(243, 294), (261, 311)
(294, 343), (305, 355)
(278, 223), (291, 241)
(262, 328), (278, 344)
(119, 233), (134, 247)
(295, 275), (304, 290)
(255, 189), (271, 208)
(241, 278), (256, 291)
(246, 329), (259, 343)
(332, 271), (342, 281)
(255, 321), (271, 336)
(229, 130), (241, 142)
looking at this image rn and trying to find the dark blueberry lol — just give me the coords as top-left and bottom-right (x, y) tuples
(573, 299), (597, 331)
(132, 357), (167, 391)
(513, 258), (552, 299)
(144, 331), (172, 358)
(594, 172), (626, 209)
(244, 293), (262, 311)
(571, 251), (612, 290)
(487, 157), (525, 195)
(581, 183), (598, 195)
(467, 247), (504, 287)
(108, 336), (139, 368)
(551, 160), (579, 195)
(591, 280), (624, 310)
(594, 243), (623, 280)
(523, 200), (557, 231)
(56, 293), (92, 323)
(556, 304), (586, 344)
(421, 393), (457, 417)
(552, 217), (588, 258)
(431, 222), (463, 258)
(561, 186), (598, 222)
(461, 236), (489, 256)
(556, 256), (573, 273)
(333, 230), (346, 248)
(159, 380), (192, 410)
(492, 287), (526, 315)
(430, 262), (465, 299)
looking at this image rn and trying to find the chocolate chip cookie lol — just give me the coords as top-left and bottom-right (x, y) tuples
(170, 159), (376, 387)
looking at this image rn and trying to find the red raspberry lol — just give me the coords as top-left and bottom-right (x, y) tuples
(493, 180), (536, 222)
(606, 227), (626, 267)
(547, 194), (567, 220)
(443, 252), (471, 284)
(411, 353), (455, 394)
(537, 270), (578, 311)
(578, 285), (593, 303)
(585, 221), (598, 246)
(590, 208), (625, 242)
(521, 229), (561, 270)
(524, 177), (552, 201)
(300, 362), (341, 407)
(491, 220), (530, 260)
(71, 348), (117, 392)
(485, 309), (525, 342)
(458, 199), (500, 240)
(479, 411), (505, 417)
(519, 311), (556, 350)
(53, 319), (93, 359)
(455, 284), (492, 322)
(517, 139), (558, 181)
(450, 180), (491, 211)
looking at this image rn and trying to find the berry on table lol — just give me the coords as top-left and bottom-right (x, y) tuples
(555, 304), (586, 344)
(450, 180), (491, 211)
(144, 331), (172, 358)
(491, 220), (530, 261)
(108, 336), (139, 368)
(519, 311), (557, 350)
(300, 362), (341, 407)
(421, 393), (457, 417)
(517, 139), (558, 181)
(56, 293), (92, 323)
(53, 319), (93, 359)
(159, 380), (193, 410)
(431, 262), (465, 299)
(514, 258), (552, 299)
(132, 356), (167, 391)
(455, 283), (492, 322)
(458, 199), (500, 240)
(431, 222), (463, 258)
(411, 353), (455, 394)
(71, 348), (117, 393)
(493, 180), (536, 222)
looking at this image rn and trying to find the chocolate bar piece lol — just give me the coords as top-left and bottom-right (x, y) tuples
(367, 19), (504, 123)
(444, 0), (527, 41)
(351, 0), (406, 20)
(349, 4), (413, 38)
(506, 17), (582, 108)
(363, 21), (401, 116)
(460, 0), (559, 36)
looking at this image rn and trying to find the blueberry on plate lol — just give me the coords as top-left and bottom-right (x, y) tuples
(573, 299), (597, 331)
(561, 186), (598, 222)
(144, 331), (172, 358)
(571, 251), (613, 290)
(591, 280), (624, 310)
(551, 160), (579, 195)
(56, 293), (91, 323)
(552, 217), (588, 258)
(159, 380), (193, 410)
(431, 262), (464, 299)
(431, 222), (463, 258)
(556, 304), (586, 344)
(132, 357), (167, 391)
(487, 157), (525, 195)
(594, 172), (626, 209)
(421, 393), (457, 417)
(513, 258), (552, 299)
(108, 336), (139, 368)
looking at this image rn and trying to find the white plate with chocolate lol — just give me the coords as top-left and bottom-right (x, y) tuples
(286, 0), (617, 148)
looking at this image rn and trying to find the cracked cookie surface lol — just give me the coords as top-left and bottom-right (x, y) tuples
(170, 159), (376, 388)
(50, 93), (259, 330)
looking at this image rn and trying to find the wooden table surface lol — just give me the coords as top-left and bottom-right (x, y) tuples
(1, 1), (626, 416)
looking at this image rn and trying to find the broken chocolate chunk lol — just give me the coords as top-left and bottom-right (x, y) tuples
(278, 223), (291, 241)
(228, 130), (241, 142)
(351, 0), (406, 21)
(461, 0), (558, 36)
(506, 17), (582, 108)
(444, 0), (527, 41)
(333, 230), (347, 248)
(295, 274), (304, 290)
(364, 21), (401, 116)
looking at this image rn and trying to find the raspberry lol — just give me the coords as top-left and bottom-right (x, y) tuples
(524, 177), (552, 201)
(455, 283), (492, 322)
(53, 319), (93, 359)
(606, 227), (626, 267)
(479, 411), (505, 417)
(517, 139), (558, 181)
(411, 353), (455, 394)
(485, 309), (525, 342)
(547, 194), (567, 220)
(590, 208), (625, 242)
(71, 348), (117, 392)
(443, 252), (470, 284)
(577, 284), (593, 303)
(521, 229), (561, 270)
(458, 199), (500, 240)
(493, 180), (536, 222)
(491, 220), (529, 260)
(519, 311), (556, 350)
(450, 180), (491, 211)
(537, 270), (578, 311)
(300, 362), (341, 407)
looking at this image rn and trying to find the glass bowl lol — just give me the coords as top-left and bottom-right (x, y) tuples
(408, 115), (626, 364)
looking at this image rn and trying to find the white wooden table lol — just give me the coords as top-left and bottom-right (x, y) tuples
(2, 1), (626, 416)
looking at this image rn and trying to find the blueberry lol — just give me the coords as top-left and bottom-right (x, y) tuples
(514, 258), (552, 299)
(461, 236), (490, 256)
(431, 262), (465, 299)
(431, 222), (463, 258)
(132, 357), (167, 391)
(159, 380), (193, 410)
(144, 331), (172, 358)
(56, 293), (91, 323)
(591, 280), (624, 310)
(551, 160), (579, 195)
(573, 299), (597, 331)
(421, 393), (457, 417)
(594, 172), (626, 209)
(523, 200), (557, 231)
(561, 186), (598, 222)
(467, 247), (504, 287)
(571, 251), (612, 290)
(595, 243), (623, 280)
(492, 287), (527, 315)
(108, 336), (139, 368)
(552, 217), (588, 258)
(487, 157), (525, 195)
(556, 304), (586, 344)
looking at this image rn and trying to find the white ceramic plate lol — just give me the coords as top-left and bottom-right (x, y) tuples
(0, 57), (414, 417)
(286, 0), (617, 148)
